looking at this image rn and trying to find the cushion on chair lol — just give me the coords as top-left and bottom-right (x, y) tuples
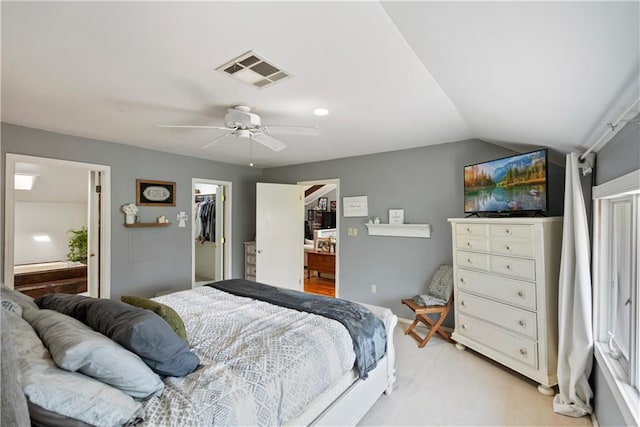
(412, 265), (453, 306)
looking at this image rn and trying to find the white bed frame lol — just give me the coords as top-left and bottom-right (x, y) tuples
(309, 303), (398, 426)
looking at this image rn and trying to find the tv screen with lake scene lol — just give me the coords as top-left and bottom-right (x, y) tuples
(464, 149), (548, 214)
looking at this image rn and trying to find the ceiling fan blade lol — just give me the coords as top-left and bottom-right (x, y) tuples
(201, 133), (234, 149)
(264, 125), (321, 136)
(251, 133), (287, 152)
(157, 125), (234, 130)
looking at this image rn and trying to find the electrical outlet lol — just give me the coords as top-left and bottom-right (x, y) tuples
(370, 284), (377, 294)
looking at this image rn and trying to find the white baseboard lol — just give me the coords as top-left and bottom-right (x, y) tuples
(396, 316), (453, 333)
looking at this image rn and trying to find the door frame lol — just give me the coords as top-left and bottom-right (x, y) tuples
(3, 154), (111, 298)
(191, 178), (232, 287)
(298, 178), (340, 297)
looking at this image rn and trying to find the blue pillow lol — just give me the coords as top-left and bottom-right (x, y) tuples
(35, 294), (199, 377)
(24, 308), (164, 398)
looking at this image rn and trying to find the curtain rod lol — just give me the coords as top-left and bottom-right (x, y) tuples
(579, 97), (640, 161)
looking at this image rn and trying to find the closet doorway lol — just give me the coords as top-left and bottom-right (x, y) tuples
(192, 178), (231, 287)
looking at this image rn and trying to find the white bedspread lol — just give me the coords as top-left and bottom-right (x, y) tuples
(144, 287), (356, 426)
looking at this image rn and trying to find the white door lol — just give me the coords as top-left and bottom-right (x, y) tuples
(214, 186), (224, 281)
(255, 183), (303, 290)
(87, 171), (101, 297)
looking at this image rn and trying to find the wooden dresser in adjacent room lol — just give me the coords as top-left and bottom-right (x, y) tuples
(306, 250), (335, 279)
(448, 217), (563, 395)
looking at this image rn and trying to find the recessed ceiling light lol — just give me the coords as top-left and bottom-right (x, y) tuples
(14, 174), (38, 190)
(33, 235), (51, 242)
(313, 108), (329, 116)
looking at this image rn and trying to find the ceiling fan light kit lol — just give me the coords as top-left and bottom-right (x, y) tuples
(158, 105), (321, 154)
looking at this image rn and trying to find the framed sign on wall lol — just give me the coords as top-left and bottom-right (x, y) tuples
(136, 179), (176, 206)
(342, 196), (368, 217)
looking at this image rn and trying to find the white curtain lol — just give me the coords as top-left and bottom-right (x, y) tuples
(553, 153), (593, 417)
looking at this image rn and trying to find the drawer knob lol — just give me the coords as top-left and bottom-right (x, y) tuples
(467, 242), (472, 247)
(466, 227), (471, 233)
(467, 259), (473, 264)
(506, 229), (512, 234)
(506, 245), (512, 251)
(518, 320), (526, 327)
(460, 301), (466, 307)
(461, 324), (467, 330)
(506, 265), (512, 270)
(519, 348), (527, 356)
(517, 291), (525, 298)
(460, 278), (465, 283)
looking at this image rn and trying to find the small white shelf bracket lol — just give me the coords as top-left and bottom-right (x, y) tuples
(364, 223), (431, 238)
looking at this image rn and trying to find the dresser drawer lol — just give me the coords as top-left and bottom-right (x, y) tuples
(457, 314), (538, 368)
(456, 251), (490, 272)
(246, 254), (256, 265)
(245, 274), (256, 281)
(489, 224), (533, 240)
(490, 255), (536, 281)
(245, 244), (256, 255)
(245, 264), (256, 275)
(456, 223), (488, 237)
(457, 292), (537, 339)
(456, 236), (489, 252)
(456, 269), (536, 310)
(489, 239), (535, 258)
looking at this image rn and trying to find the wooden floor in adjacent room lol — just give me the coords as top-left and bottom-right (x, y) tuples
(304, 272), (335, 298)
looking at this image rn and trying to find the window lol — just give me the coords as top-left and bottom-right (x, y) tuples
(607, 196), (637, 378)
(593, 170), (639, 426)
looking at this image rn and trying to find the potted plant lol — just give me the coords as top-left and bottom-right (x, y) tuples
(67, 226), (88, 263)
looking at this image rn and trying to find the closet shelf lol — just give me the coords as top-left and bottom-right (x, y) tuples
(364, 223), (431, 238)
(124, 222), (171, 228)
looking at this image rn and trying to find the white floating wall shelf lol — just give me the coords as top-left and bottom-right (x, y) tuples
(365, 223), (431, 238)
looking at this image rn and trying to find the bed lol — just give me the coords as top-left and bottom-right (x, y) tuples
(1, 279), (397, 426)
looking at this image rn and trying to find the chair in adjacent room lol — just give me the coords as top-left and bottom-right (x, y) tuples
(401, 264), (454, 348)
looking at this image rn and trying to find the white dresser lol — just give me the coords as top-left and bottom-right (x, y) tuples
(448, 217), (563, 394)
(244, 241), (256, 281)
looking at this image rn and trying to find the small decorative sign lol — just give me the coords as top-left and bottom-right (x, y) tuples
(343, 196), (368, 217)
(389, 209), (405, 225)
(136, 179), (176, 206)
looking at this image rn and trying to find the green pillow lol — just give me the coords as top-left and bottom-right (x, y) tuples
(120, 296), (188, 343)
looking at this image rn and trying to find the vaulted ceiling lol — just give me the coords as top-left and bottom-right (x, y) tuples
(2, 2), (638, 167)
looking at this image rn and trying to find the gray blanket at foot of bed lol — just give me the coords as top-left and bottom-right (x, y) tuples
(206, 279), (386, 379)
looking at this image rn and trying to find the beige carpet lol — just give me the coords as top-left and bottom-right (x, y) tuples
(358, 324), (593, 427)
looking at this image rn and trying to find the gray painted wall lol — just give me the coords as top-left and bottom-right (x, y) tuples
(1, 123), (262, 299)
(1, 123), (566, 323)
(596, 114), (640, 185)
(262, 139), (565, 322)
(591, 117), (639, 426)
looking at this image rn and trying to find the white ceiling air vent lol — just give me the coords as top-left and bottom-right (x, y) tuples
(216, 50), (291, 89)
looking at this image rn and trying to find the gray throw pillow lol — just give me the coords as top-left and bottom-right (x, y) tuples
(3, 304), (143, 427)
(35, 294), (200, 377)
(427, 265), (454, 303)
(24, 309), (164, 399)
(1, 283), (38, 312)
(1, 310), (30, 427)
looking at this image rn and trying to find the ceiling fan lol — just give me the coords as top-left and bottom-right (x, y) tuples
(158, 105), (321, 152)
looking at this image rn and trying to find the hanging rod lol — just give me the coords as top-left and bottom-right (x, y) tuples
(580, 97), (640, 161)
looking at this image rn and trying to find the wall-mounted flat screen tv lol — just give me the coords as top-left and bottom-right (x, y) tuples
(464, 149), (548, 215)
